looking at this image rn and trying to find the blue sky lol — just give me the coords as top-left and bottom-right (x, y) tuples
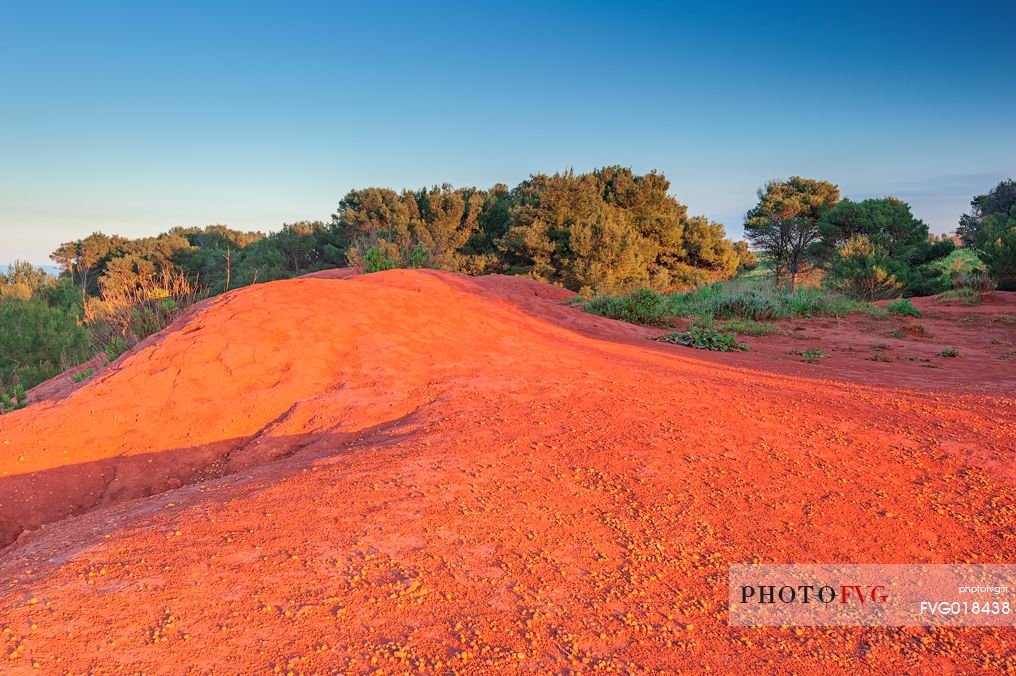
(2, 0), (1014, 265)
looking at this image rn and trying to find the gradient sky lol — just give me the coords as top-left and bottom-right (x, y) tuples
(2, 0), (1014, 265)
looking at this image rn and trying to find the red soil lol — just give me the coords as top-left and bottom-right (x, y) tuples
(0, 270), (1012, 672)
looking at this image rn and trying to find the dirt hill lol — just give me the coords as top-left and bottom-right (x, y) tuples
(0, 270), (1012, 672)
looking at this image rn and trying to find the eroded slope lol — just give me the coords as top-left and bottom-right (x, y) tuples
(0, 270), (1012, 672)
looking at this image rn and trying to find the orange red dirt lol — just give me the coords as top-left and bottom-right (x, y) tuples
(0, 270), (1013, 672)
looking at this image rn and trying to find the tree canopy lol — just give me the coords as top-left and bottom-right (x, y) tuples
(959, 180), (1016, 287)
(44, 168), (749, 308)
(743, 177), (840, 290)
(958, 179), (1016, 246)
(331, 167), (749, 294)
(817, 197), (953, 298)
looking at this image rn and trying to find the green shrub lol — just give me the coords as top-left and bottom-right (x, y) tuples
(71, 368), (95, 383)
(789, 348), (829, 364)
(362, 245), (400, 273)
(349, 234), (435, 274)
(886, 299), (922, 317)
(654, 319), (747, 351)
(583, 288), (673, 326)
(937, 347), (960, 358)
(0, 383), (27, 414)
(406, 243), (432, 269)
(826, 235), (904, 300)
(103, 336), (133, 364)
(937, 287), (982, 305)
(970, 203), (1016, 286)
(932, 248), (983, 276)
(950, 268), (996, 293)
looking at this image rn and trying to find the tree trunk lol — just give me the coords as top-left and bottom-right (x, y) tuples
(224, 247), (231, 293)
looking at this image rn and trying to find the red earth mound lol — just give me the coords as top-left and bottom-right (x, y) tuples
(0, 270), (1012, 672)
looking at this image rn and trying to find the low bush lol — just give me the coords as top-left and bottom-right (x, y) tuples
(361, 245), (400, 273)
(348, 232), (434, 274)
(71, 368), (95, 383)
(0, 383), (27, 414)
(103, 336), (133, 364)
(85, 267), (199, 364)
(654, 319), (747, 351)
(938, 347), (960, 358)
(937, 287), (982, 305)
(826, 235), (905, 300)
(886, 299), (922, 317)
(789, 348), (829, 364)
(950, 268), (996, 293)
(583, 288), (673, 326)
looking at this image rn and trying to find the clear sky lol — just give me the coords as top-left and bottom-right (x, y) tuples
(2, 0), (1014, 265)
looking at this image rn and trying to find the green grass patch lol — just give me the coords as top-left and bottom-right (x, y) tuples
(937, 347), (960, 358)
(671, 284), (882, 320)
(718, 319), (788, 336)
(582, 280), (885, 328)
(886, 299), (922, 317)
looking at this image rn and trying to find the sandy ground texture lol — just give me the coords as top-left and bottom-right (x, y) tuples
(0, 269), (1013, 673)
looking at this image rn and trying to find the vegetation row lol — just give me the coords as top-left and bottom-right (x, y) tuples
(1, 171), (1013, 405)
